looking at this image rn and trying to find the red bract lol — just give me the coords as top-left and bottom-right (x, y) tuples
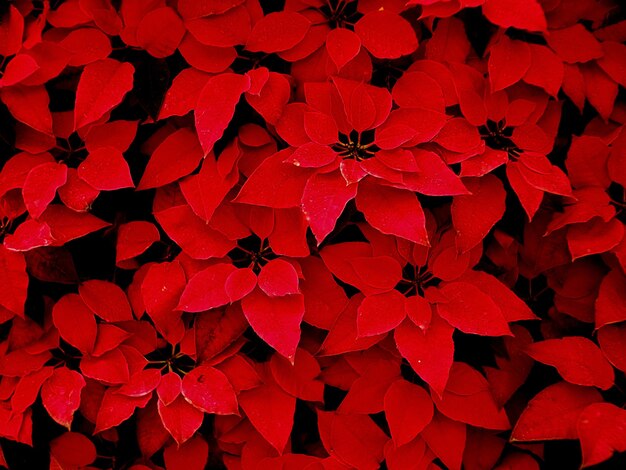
(0, 0), (625, 468)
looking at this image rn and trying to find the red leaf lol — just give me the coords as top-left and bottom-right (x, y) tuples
(136, 7), (185, 58)
(524, 44), (564, 96)
(511, 382), (602, 441)
(195, 73), (250, 154)
(184, 6), (251, 48)
(241, 289), (304, 361)
(339, 361), (399, 414)
(58, 168), (100, 212)
(52, 294), (97, 354)
(22, 162), (67, 219)
(39, 205), (110, 244)
(116, 221), (160, 265)
(482, 0), (546, 32)
(326, 28), (361, 70)
(225, 268), (258, 302)
(177, 0), (245, 19)
(159, 67), (211, 119)
(394, 316), (454, 397)
(384, 380), (434, 447)
(355, 11), (418, 59)
(598, 323), (626, 374)
(568, 217), (624, 260)
(436, 281), (511, 336)
(74, 59), (135, 129)
(79, 280), (133, 322)
(163, 436), (209, 470)
(246, 12), (310, 53)
(431, 363), (511, 430)
(0, 246), (28, 317)
(141, 261), (186, 344)
(357, 290), (406, 337)
(582, 63), (618, 121)
(270, 349), (324, 402)
(393, 71), (446, 113)
(302, 171), (357, 244)
(258, 259), (299, 297)
(236, 149), (314, 209)
(158, 395), (204, 445)
(81, 349), (130, 385)
(546, 24), (603, 64)
(452, 175), (506, 253)
(138, 128), (203, 190)
(157, 372), (182, 405)
(3, 219), (53, 252)
(356, 181), (428, 245)
(239, 383), (295, 453)
(50, 432), (96, 468)
(135, 400), (170, 457)
(0, 85), (53, 134)
(597, 41), (626, 88)
(95, 389), (150, 433)
(409, 149), (468, 196)
(0, 6), (24, 57)
(489, 36), (531, 91)
(154, 205), (235, 260)
(78, 147), (134, 190)
(421, 413), (466, 470)
(578, 403), (626, 468)
(246, 71), (291, 125)
(459, 271), (538, 322)
(318, 410), (388, 470)
(0, 55), (39, 87)
(433, 118), (481, 152)
(41, 367), (86, 429)
(117, 369), (162, 397)
(11, 367), (54, 414)
(526, 337), (614, 390)
(178, 263), (237, 312)
(181, 365), (238, 414)
(59, 28), (112, 67)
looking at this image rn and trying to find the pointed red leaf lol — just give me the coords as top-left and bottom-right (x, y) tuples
(384, 380), (434, 447)
(181, 365), (238, 414)
(526, 337), (614, 390)
(436, 281), (511, 336)
(178, 263), (237, 312)
(22, 162), (67, 218)
(258, 259), (299, 297)
(41, 367), (86, 429)
(52, 294), (97, 354)
(239, 383), (295, 453)
(578, 403), (626, 468)
(79, 280), (133, 322)
(158, 395), (204, 445)
(241, 289), (304, 361)
(195, 73), (250, 154)
(74, 59), (135, 129)
(355, 11), (418, 59)
(78, 147), (134, 190)
(395, 316), (454, 397)
(511, 382), (602, 441)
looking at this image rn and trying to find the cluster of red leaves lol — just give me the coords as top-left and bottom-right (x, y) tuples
(0, 0), (626, 468)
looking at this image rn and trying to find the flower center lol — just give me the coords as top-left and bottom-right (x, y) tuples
(146, 345), (196, 376)
(480, 119), (521, 159)
(397, 264), (440, 296)
(319, 0), (362, 29)
(333, 130), (377, 161)
(229, 235), (276, 272)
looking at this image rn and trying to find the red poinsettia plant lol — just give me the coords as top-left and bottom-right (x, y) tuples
(0, 0), (625, 468)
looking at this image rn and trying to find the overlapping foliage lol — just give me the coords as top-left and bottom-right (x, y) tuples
(0, 0), (625, 468)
